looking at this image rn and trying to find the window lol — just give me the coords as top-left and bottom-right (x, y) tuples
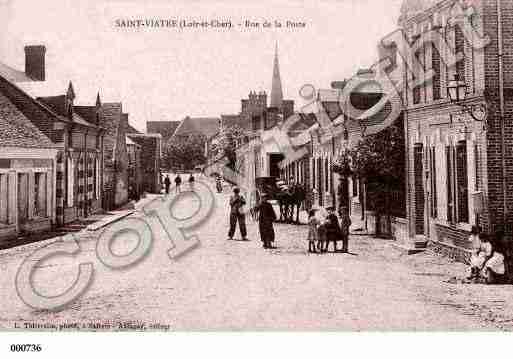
(455, 25), (465, 82)
(456, 141), (469, 223)
(325, 158), (329, 192)
(446, 142), (470, 224)
(446, 146), (454, 223)
(475, 144), (480, 191)
(93, 157), (98, 200)
(432, 44), (441, 100)
(414, 144), (425, 234)
(352, 176), (358, 197)
(430, 147), (438, 218)
(0, 174), (8, 224)
(67, 157), (74, 207)
(312, 158), (316, 189)
(34, 172), (47, 218)
(413, 48), (423, 105)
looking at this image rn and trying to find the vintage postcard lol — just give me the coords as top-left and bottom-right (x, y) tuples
(1, 0), (513, 350)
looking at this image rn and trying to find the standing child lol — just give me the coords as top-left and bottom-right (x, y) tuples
(307, 210), (320, 253)
(325, 206), (342, 252)
(339, 206), (351, 253)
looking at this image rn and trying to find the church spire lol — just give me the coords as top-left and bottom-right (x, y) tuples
(270, 42), (283, 109)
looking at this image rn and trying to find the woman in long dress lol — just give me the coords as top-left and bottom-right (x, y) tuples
(258, 193), (277, 249)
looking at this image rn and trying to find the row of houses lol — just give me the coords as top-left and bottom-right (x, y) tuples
(200, 0), (513, 264)
(0, 45), (162, 245)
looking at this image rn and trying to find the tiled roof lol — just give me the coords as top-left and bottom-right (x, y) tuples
(172, 116), (220, 139)
(0, 91), (56, 148)
(74, 105), (98, 125)
(38, 96), (98, 129)
(147, 121), (180, 139)
(0, 61), (33, 83)
(220, 114), (241, 129)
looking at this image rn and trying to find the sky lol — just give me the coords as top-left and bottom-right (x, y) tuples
(0, 0), (403, 132)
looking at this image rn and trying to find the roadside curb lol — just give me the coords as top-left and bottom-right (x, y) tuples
(86, 211), (134, 231)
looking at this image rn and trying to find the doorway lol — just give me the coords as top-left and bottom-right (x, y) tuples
(18, 173), (29, 225)
(268, 154), (284, 178)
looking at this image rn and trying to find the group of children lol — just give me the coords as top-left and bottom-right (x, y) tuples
(467, 226), (506, 284)
(307, 206), (352, 254)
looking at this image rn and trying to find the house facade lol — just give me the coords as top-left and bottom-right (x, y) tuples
(0, 88), (58, 243)
(101, 102), (129, 210)
(126, 133), (162, 194)
(0, 46), (104, 225)
(398, 0), (513, 259)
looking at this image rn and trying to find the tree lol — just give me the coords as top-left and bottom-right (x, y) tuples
(210, 125), (248, 170)
(162, 133), (206, 171)
(333, 121), (405, 235)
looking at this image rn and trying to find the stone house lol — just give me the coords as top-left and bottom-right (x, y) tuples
(0, 83), (58, 244)
(0, 46), (104, 225)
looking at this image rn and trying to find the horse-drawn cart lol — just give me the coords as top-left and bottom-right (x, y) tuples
(252, 177), (306, 224)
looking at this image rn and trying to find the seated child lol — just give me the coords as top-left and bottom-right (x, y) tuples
(467, 226), (486, 280)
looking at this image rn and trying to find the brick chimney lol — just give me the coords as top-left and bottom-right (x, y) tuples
(24, 45), (46, 81)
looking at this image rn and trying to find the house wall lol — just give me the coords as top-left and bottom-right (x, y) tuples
(128, 135), (162, 194)
(399, 0), (513, 256)
(0, 148), (57, 244)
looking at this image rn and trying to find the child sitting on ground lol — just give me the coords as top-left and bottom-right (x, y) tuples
(467, 226), (487, 280)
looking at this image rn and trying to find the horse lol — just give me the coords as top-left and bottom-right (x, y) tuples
(276, 183), (307, 224)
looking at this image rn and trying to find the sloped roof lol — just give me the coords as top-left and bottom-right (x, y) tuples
(126, 136), (140, 147)
(220, 114), (241, 129)
(0, 91), (56, 148)
(0, 61), (33, 83)
(37, 95), (98, 128)
(173, 116), (220, 139)
(126, 123), (141, 134)
(146, 121), (180, 139)
(74, 105), (98, 125)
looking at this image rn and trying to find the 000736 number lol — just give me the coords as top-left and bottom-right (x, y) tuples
(10, 344), (42, 352)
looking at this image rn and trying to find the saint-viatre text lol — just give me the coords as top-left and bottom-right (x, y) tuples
(115, 18), (233, 29)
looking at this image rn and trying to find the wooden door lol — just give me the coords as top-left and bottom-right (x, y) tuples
(18, 173), (29, 225)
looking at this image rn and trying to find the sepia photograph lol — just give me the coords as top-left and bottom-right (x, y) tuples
(1, 0), (513, 356)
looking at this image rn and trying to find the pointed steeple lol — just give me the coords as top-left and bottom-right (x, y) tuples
(96, 92), (101, 107)
(66, 81), (75, 100)
(270, 42), (283, 109)
(95, 92), (102, 126)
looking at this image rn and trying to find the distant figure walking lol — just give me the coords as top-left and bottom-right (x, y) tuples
(258, 193), (276, 249)
(228, 187), (248, 241)
(164, 175), (171, 195)
(188, 173), (195, 191)
(174, 174), (182, 193)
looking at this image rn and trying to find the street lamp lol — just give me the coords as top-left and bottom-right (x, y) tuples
(447, 74), (467, 103)
(447, 74), (488, 123)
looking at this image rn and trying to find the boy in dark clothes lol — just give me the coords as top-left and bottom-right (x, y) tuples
(324, 206), (342, 252)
